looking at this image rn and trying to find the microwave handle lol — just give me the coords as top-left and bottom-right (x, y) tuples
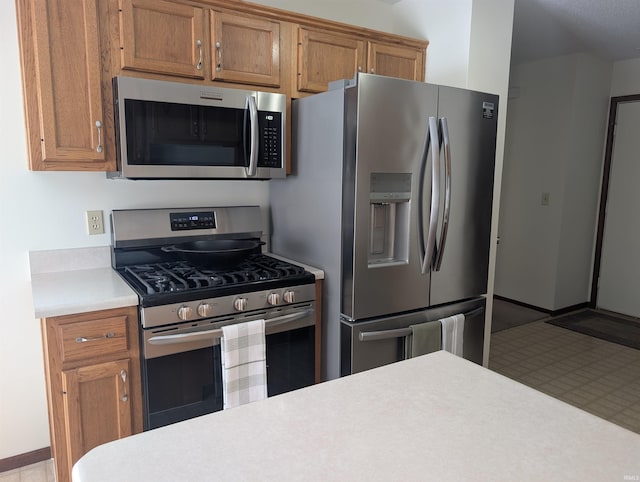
(246, 95), (259, 177)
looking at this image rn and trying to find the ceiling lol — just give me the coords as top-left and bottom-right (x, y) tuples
(510, 0), (640, 64)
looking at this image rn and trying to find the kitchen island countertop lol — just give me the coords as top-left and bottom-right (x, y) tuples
(72, 350), (640, 481)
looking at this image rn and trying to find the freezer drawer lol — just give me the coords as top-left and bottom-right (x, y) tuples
(340, 298), (485, 375)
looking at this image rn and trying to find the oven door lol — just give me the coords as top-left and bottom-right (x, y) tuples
(141, 302), (315, 429)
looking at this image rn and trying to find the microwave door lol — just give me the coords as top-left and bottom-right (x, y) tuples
(109, 76), (286, 180)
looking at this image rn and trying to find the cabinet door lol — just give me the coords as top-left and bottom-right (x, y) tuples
(211, 11), (280, 87)
(119, 0), (205, 79)
(367, 42), (425, 82)
(62, 359), (134, 470)
(17, 0), (106, 170)
(297, 27), (365, 93)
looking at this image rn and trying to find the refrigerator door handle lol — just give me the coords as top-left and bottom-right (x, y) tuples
(434, 117), (452, 271)
(418, 118), (430, 271)
(358, 306), (485, 342)
(422, 116), (440, 275)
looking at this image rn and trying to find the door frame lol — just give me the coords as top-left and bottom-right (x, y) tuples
(590, 94), (640, 307)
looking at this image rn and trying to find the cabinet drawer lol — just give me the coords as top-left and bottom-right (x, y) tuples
(59, 316), (129, 363)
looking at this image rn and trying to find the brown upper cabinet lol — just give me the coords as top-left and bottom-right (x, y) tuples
(296, 27), (425, 95)
(15, 0), (427, 172)
(119, 0), (206, 79)
(296, 27), (366, 94)
(367, 41), (425, 82)
(210, 11), (281, 88)
(16, 0), (110, 171)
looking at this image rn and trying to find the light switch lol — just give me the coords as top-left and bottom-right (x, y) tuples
(541, 192), (550, 206)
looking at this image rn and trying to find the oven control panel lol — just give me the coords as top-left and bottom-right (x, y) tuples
(170, 211), (216, 231)
(140, 283), (316, 328)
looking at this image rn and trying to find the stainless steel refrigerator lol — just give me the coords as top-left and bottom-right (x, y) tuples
(270, 73), (498, 380)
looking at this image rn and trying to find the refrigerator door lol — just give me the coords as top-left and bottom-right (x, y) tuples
(341, 297), (485, 375)
(430, 87), (498, 305)
(343, 74), (439, 321)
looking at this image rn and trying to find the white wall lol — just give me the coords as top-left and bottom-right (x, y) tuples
(610, 57), (640, 96)
(466, 0), (515, 363)
(495, 53), (612, 310)
(555, 54), (612, 308)
(0, 0), (515, 459)
(243, 0), (396, 31)
(394, 0), (473, 87)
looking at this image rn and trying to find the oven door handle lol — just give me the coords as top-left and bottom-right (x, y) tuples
(147, 309), (314, 346)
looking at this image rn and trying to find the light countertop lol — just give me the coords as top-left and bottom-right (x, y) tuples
(29, 246), (323, 319)
(29, 246), (138, 318)
(31, 268), (139, 318)
(72, 351), (640, 481)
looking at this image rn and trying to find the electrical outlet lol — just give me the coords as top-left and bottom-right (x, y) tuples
(86, 210), (105, 235)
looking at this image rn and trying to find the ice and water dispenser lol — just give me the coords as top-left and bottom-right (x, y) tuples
(368, 172), (411, 267)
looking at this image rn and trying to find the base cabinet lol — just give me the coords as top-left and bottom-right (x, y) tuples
(41, 306), (142, 482)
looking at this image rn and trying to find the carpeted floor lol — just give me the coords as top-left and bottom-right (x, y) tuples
(547, 309), (640, 351)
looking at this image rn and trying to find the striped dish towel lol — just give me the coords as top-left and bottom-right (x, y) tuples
(440, 313), (465, 357)
(221, 319), (268, 409)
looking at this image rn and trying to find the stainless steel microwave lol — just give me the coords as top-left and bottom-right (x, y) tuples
(109, 76), (286, 180)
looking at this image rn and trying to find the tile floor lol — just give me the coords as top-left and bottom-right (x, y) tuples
(489, 317), (640, 434)
(0, 459), (54, 482)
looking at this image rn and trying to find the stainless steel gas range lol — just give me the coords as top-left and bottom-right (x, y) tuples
(111, 206), (317, 429)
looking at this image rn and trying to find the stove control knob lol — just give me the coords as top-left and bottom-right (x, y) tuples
(267, 292), (281, 306)
(283, 290), (296, 304)
(177, 305), (193, 321)
(197, 303), (213, 318)
(234, 297), (248, 312)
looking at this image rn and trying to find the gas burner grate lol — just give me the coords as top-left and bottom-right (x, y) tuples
(120, 255), (309, 296)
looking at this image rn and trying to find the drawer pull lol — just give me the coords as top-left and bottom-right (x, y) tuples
(120, 369), (128, 402)
(75, 332), (115, 343)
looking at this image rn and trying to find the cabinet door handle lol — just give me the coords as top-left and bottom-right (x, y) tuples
(95, 120), (103, 153)
(120, 369), (128, 402)
(75, 332), (115, 343)
(196, 39), (203, 70)
(215, 41), (222, 72)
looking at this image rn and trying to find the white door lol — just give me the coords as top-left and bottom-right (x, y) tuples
(597, 100), (640, 317)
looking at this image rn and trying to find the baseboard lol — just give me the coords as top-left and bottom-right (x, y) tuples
(494, 295), (550, 314)
(0, 447), (51, 473)
(494, 295), (588, 318)
(550, 302), (589, 317)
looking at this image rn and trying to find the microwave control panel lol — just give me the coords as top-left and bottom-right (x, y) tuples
(258, 111), (282, 168)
